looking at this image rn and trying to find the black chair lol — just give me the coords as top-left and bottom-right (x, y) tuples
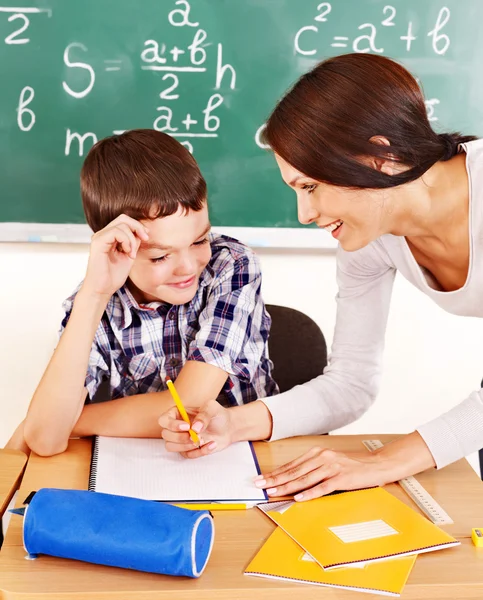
(266, 304), (328, 394)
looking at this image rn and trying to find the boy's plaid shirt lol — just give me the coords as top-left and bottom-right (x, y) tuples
(60, 234), (278, 406)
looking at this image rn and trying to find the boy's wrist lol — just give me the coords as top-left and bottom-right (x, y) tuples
(77, 285), (112, 307)
(228, 400), (273, 444)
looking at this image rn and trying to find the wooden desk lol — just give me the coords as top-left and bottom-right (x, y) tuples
(1, 435), (483, 599)
(0, 449), (27, 518)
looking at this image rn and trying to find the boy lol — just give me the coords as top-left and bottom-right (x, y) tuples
(18, 129), (278, 456)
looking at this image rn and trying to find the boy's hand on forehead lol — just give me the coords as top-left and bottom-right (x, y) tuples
(82, 214), (149, 299)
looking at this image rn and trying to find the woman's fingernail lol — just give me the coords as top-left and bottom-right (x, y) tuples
(254, 479), (266, 488)
(179, 423), (190, 431)
(208, 442), (217, 451)
(266, 488), (278, 495)
(192, 421), (203, 433)
(294, 493), (304, 501)
(253, 475), (264, 481)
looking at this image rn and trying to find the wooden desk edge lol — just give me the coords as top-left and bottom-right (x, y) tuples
(2, 437), (483, 600)
(0, 450), (28, 518)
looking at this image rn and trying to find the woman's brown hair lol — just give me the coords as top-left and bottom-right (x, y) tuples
(81, 129), (206, 232)
(264, 53), (477, 188)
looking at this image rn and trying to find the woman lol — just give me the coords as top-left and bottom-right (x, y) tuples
(158, 53), (483, 500)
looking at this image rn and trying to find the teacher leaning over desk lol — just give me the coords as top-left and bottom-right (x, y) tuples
(159, 52), (483, 500)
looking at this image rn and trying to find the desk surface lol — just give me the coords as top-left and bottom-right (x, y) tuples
(0, 449), (27, 518)
(1, 435), (483, 600)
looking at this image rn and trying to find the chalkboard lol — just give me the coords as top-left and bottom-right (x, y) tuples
(1, 0), (483, 241)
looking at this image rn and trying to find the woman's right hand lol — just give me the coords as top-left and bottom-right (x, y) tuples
(159, 400), (235, 458)
(82, 214), (150, 298)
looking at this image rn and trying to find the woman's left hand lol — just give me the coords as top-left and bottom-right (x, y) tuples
(254, 445), (389, 501)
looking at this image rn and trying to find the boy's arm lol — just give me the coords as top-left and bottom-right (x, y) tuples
(23, 215), (149, 456)
(4, 420), (30, 455)
(73, 245), (266, 440)
(23, 290), (108, 456)
(72, 360), (228, 438)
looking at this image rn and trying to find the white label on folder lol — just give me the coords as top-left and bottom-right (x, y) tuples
(329, 519), (398, 544)
(301, 552), (316, 562)
(260, 500), (294, 514)
(301, 553), (365, 569)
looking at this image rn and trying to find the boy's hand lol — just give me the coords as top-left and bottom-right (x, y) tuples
(159, 400), (235, 458)
(82, 214), (149, 298)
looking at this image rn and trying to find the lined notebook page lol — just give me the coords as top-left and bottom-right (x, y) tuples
(90, 436), (267, 503)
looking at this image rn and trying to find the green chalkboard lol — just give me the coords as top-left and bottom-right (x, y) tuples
(1, 0), (483, 232)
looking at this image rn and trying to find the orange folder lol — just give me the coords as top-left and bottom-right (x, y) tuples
(258, 487), (459, 570)
(245, 526), (416, 597)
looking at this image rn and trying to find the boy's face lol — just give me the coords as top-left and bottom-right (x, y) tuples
(128, 204), (212, 305)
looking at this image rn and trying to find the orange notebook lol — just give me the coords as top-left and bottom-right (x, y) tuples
(245, 526), (416, 597)
(258, 487), (459, 570)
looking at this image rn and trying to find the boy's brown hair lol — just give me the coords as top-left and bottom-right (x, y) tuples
(81, 129), (207, 232)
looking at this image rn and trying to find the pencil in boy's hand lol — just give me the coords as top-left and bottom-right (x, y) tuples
(165, 377), (201, 447)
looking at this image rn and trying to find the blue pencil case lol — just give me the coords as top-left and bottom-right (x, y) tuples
(22, 488), (215, 577)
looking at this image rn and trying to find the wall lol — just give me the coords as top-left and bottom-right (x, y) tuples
(1, 241), (481, 474)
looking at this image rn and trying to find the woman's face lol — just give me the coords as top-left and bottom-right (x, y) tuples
(275, 154), (391, 252)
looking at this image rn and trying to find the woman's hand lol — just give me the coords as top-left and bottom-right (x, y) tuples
(255, 447), (387, 500)
(254, 432), (436, 501)
(254, 446), (389, 500)
(158, 400), (236, 458)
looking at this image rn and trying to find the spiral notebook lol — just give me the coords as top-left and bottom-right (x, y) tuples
(89, 436), (268, 505)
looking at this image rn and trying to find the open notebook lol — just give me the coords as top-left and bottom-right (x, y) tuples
(89, 436), (268, 505)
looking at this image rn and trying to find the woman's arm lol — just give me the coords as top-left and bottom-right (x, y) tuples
(262, 242), (397, 439)
(416, 390), (483, 469)
(254, 431), (436, 500)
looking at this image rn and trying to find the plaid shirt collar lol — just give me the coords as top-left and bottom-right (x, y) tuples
(111, 261), (216, 331)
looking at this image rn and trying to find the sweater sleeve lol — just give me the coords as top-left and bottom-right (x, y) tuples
(417, 391), (483, 468)
(262, 242), (396, 441)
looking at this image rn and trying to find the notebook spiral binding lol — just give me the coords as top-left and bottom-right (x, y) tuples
(88, 436), (100, 492)
(244, 571), (396, 596)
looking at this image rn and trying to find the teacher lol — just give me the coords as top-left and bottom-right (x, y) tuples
(159, 53), (483, 500)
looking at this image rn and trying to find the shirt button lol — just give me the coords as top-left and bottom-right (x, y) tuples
(168, 311), (177, 320)
(169, 357), (180, 367)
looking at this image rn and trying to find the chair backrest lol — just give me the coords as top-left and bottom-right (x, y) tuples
(266, 304), (328, 394)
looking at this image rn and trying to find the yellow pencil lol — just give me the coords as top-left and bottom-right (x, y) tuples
(165, 377), (200, 447)
(173, 503), (248, 511)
